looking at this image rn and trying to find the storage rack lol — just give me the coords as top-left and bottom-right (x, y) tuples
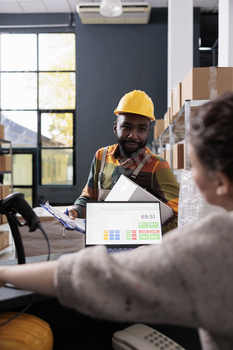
(152, 100), (209, 174)
(0, 139), (13, 191)
(0, 139), (13, 255)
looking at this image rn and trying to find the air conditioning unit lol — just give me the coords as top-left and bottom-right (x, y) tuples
(76, 2), (151, 24)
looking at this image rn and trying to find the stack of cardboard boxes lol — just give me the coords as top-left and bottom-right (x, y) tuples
(0, 123), (10, 250)
(154, 67), (233, 170)
(153, 107), (172, 166)
(0, 184), (10, 251)
(0, 124), (4, 140)
(172, 142), (185, 170)
(0, 231), (9, 252)
(0, 185), (10, 224)
(0, 124), (11, 173)
(0, 156), (12, 172)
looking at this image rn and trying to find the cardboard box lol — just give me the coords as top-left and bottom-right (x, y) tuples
(154, 119), (165, 140)
(1, 213), (8, 225)
(164, 149), (171, 166)
(164, 108), (171, 129)
(0, 231), (9, 251)
(182, 67), (233, 106)
(172, 143), (185, 170)
(0, 124), (4, 140)
(0, 155), (12, 172)
(160, 150), (171, 166)
(170, 89), (173, 120)
(172, 82), (182, 118)
(105, 174), (174, 224)
(0, 184), (10, 199)
(0, 185), (10, 224)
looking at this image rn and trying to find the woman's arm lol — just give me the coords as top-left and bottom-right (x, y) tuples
(0, 260), (58, 297)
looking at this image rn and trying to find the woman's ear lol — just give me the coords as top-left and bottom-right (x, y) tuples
(215, 173), (229, 196)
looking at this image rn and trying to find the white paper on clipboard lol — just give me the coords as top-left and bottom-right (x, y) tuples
(40, 201), (85, 233)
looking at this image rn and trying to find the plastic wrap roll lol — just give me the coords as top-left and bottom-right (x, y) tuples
(178, 170), (225, 228)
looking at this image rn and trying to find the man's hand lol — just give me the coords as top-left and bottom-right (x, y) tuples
(67, 209), (79, 220)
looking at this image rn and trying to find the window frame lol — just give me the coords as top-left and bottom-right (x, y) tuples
(38, 108), (76, 186)
(0, 31), (76, 188)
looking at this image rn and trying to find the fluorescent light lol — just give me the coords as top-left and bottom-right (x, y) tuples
(199, 47), (212, 51)
(100, 0), (122, 17)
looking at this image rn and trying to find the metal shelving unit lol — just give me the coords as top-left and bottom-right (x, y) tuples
(152, 100), (209, 172)
(0, 139), (13, 255)
(0, 139), (13, 192)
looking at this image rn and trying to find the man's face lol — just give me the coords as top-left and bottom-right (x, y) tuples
(113, 113), (151, 158)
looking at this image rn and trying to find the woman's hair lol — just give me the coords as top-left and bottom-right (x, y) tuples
(189, 91), (233, 181)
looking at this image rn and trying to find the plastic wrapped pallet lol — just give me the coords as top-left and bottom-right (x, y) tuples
(178, 169), (226, 229)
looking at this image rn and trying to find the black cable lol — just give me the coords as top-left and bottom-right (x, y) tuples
(0, 293), (36, 327)
(0, 222), (51, 327)
(38, 222), (51, 261)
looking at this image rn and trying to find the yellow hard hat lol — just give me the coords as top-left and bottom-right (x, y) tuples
(114, 90), (155, 121)
(0, 312), (53, 350)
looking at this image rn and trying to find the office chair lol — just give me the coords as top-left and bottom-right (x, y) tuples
(0, 312), (53, 350)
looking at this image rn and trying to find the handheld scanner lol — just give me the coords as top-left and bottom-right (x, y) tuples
(1, 192), (41, 232)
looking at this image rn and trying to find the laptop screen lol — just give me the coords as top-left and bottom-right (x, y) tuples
(85, 201), (162, 248)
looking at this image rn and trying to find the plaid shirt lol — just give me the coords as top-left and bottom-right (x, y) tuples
(73, 144), (180, 234)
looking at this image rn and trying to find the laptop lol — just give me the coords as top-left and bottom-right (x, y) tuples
(85, 201), (162, 253)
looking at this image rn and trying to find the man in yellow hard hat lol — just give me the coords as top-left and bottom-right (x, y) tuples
(69, 90), (179, 234)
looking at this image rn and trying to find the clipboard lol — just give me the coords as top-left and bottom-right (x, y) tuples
(40, 201), (85, 233)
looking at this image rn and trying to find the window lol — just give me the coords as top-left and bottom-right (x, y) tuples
(0, 33), (76, 187)
(40, 112), (74, 185)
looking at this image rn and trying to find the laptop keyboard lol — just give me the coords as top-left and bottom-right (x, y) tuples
(107, 247), (135, 254)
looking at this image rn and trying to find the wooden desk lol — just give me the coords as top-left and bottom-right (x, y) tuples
(17, 206), (85, 258)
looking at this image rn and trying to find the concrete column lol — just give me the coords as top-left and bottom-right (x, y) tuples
(168, 0), (193, 107)
(218, 0), (233, 66)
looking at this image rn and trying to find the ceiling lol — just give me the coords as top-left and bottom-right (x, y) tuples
(0, 1), (218, 68)
(0, 0), (218, 14)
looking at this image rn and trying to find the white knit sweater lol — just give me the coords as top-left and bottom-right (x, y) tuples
(55, 210), (233, 350)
